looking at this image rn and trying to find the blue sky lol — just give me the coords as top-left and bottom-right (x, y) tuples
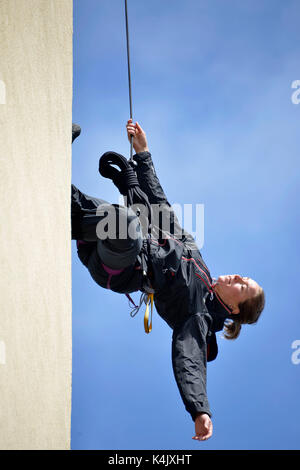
(71, 0), (300, 450)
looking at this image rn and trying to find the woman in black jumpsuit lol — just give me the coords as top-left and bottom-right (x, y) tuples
(71, 120), (265, 441)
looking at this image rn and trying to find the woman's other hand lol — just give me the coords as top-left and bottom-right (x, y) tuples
(193, 413), (213, 441)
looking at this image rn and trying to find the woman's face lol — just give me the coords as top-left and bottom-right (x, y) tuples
(214, 274), (261, 313)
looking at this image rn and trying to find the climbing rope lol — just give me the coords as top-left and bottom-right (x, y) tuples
(99, 2), (155, 333)
(124, 0), (134, 161)
(124, 2), (155, 332)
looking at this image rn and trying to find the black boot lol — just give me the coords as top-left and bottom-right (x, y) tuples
(72, 123), (81, 143)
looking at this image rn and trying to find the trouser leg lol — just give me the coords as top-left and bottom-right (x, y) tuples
(72, 184), (142, 269)
(96, 204), (143, 269)
(71, 184), (108, 241)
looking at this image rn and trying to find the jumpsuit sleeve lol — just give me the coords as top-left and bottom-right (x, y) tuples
(133, 151), (195, 243)
(172, 313), (212, 420)
(133, 151), (169, 205)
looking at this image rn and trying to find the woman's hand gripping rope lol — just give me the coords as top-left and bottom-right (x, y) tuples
(126, 119), (149, 154)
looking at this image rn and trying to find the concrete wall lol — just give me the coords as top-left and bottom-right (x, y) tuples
(0, 0), (73, 449)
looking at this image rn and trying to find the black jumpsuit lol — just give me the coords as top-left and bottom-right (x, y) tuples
(72, 151), (232, 420)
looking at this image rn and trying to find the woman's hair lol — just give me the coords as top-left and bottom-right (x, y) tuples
(223, 287), (265, 340)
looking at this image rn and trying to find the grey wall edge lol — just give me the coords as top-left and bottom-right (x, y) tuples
(0, 0), (73, 450)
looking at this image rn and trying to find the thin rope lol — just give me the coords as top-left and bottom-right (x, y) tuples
(124, 0), (134, 161)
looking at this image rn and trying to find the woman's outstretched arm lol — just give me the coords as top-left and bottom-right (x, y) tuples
(172, 313), (213, 441)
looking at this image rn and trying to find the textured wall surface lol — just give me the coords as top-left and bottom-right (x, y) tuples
(0, 0), (73, 450)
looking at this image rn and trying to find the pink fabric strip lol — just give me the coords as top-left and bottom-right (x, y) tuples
(101, 263), (124, 276)
(101, 263), (124, 290)
(76, 241), (125, 290)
